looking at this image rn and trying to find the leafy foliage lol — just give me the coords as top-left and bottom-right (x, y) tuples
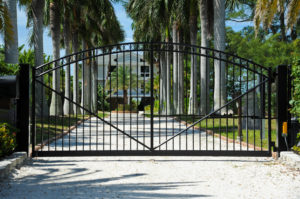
(226, 27), (300, 68)
(290, 57), (300, 119)
(0, 45), (51, 76)
(0, 123), (17, 158)
(97, 84), (110, 111)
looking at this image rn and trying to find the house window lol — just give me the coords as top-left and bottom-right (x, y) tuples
(141, 65), (149, 77)
(141, 66), (149, 73)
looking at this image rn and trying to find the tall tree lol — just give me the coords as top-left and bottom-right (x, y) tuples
(213, 0), (226, 114)
(48, 0), (63, 116)
(32, 0), (49, 117)
(188, 0), (199, 115)
(199, 0), (213, 114)
(4, 0), (18, 64)
(0, 0), (13, 44)
(253, 0), (300, 41)
(62, 0), (73, 115)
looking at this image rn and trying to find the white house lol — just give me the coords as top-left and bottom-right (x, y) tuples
(97, 52), (157, 99)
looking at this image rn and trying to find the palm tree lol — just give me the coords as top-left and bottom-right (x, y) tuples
(62, 0), (73, 115)
(0, 0), (13, 44)
(199, 0), (213, 114)
(108, 66), (138, 105)
(253, 0), (300, 41)
(76, 0), (124, 114)
(213, 0), (226, 114)
(126, 0), (174, 114)
(287, 0), (300, 30)
(48, 0), (63, 116)
(188, 0), (199, 115)
(20, 0), (49, 117)
(4, 0), (18, 64)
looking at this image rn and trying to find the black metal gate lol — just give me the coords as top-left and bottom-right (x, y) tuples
(32, 42), (273, 156)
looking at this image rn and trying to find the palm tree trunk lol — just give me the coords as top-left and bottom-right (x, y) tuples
(188, 13), (198, 115)
(92, 52), (98, 114)
(32, 0), (48, 117)
(213, 0), (226, 114)
(4, 0), (18, 64)
(159, 52), (166, 114)
(63, 16), (73, 115)
(72, 32), (80, 115)
(81, 41), (91, 115)
(199, 0), (211, 114)
(49, 1), (62, 116)
(172, 21), (178, 114)
(177, 29), (184, 114)
(166, 36), (172, 114)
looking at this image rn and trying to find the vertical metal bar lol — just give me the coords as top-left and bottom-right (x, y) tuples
(142, 47), (145, 150)
(239, 58), (242, 150)
(205, 50), (208, 151)
(253, 64), (256, 150)
(192, 47), (195, 151)
(136, 47), (139, 150)
(246, 61), (249, 151)
(232, 60), (235, 150)
(89, 50), (92, 151)
(95, 50), (98, 151)
(268, 69), (272, 154)
(61, 60), (64, 151)
(219, 52), (221, 151)
(109, 51), (112, 151)
(47, 68), (50, 151)
(68, 56), (71, 151)
(102, 52), (105, 151)
(225, 55), (228, 151)
(198, 47), (201, 151)
(129, 45), (132, 150)
(82, 52), (85, 150)
(41, 67), (44, 151)
(31, 67), (36, 156)
(75, 54), (78, 151)
(185, 50), (188, 150)
(232, 60), (235, 151)
(123, 47), (126, 150)
(116, 52), (119, 150)
(54, 61), (57, 151)
(158, 50), (161, 150)
(150, 42), (154, 151)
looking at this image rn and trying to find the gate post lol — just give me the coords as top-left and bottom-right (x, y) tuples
(16, 64), (30, 154)
(276, 65), (290, 152)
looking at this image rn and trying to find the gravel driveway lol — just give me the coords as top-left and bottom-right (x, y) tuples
(0, 156), (299, 199)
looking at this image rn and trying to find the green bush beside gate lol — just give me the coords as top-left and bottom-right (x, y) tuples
(0, 123), (17, 158)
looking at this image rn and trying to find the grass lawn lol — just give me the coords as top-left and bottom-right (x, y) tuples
(178, 116), (277, 150)
(145, 112), (276, 150)
(35, 111), (108, 145)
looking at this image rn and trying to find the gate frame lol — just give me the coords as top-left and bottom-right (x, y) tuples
(29, 42), (278, 157)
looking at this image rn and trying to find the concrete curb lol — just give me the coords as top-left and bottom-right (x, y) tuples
(279, 151), (300, 170)
(0, 152), (27, 180)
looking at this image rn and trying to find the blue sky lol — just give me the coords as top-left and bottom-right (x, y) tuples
(2, 2), (252, 58)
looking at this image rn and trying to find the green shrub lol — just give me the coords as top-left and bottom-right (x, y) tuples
(290, 58), (300, 121)
(0, 123), (17, 158)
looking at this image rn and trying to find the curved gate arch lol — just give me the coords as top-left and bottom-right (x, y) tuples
(31, 42), (273, 156)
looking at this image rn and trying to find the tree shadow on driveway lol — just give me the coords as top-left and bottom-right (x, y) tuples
(0, 158), (211, 199)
